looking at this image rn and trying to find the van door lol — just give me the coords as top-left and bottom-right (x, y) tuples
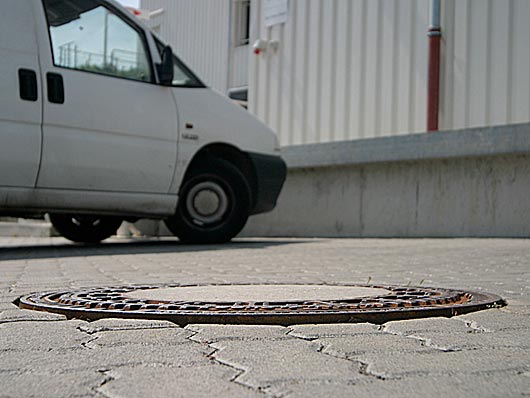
(34, 0), (178, 194)
(0, 0), (42, 188)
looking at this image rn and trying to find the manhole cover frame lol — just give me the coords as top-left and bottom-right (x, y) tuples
(17, 283), (506, 326)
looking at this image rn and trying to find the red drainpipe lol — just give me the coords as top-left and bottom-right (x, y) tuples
(427, 0), (442, 132)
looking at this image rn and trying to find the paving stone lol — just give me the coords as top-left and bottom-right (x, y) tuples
(187, 324), (290, 342)
(87, 326), (215, 368)
(0, 342), (213, 374)
(288, 323), (380, 340)
(0, 308), (67, 323)
(282, 371), (530, 398)
(322, 333), (442, 359)
(87, 343), (214, 369)
(79, 318), (180, 334)
(206, 338), (365, 394)
(98, 365), (263, 398)
(383, 315), (530, 351)
(457, 308), (530, 330)
(0, 301), (17, 311)
(0, 369), (103, 398)
(349, 349), (530, 379)
(0, 350), (83, 374)
(384, 316), (482, 334)
(0, 320), (86, 351)
(0, 319), (213, 376)
(92, 327), (195, 348)
(0, 237), (529, 397)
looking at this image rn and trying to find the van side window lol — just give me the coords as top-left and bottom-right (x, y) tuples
(42, 0), (152, 83)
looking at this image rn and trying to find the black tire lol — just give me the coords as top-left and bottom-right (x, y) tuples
(49, 214), (122, 244)
(165, 158), (251, 244)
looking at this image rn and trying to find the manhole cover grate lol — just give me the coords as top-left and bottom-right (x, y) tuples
(17, 284), (505, 325)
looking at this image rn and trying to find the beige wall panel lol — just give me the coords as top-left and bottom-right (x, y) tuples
(413, 0), (429, 133)
(441, 0), (530, 130)
(363, 0), (381, 138)
(292, 0), (309, 145)
(349, 0), (367, 140)
(306, 0), (322, 143)
(333, 0), (351, 142)
(511, 0), (530, 123)
(279, 1), (296, 145)
(380, 0), (398, 137)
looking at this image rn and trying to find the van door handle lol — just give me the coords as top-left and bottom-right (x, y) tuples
(18, 69), (38, 102)
(47, 73), (64, 104)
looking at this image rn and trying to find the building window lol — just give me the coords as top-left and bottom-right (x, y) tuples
(234, 0), (250, 47)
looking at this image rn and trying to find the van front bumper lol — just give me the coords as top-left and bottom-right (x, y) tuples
(248, 152), (287, 215)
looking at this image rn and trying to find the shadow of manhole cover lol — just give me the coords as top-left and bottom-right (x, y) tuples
(17, 284), (505, 326)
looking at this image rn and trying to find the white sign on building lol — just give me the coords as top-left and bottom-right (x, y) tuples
(264, 0), (289, 27)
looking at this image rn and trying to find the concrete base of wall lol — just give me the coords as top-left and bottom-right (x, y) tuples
(242, 123), (530, 238)
(0, 220), (53, 238)
(242, 154), (530, 237)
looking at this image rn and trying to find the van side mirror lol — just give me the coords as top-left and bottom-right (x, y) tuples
(157, 46), (174, 86)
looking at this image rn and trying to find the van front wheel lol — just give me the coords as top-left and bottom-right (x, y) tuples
(49, 214), (122, 244)
(165, 159), (251, 244)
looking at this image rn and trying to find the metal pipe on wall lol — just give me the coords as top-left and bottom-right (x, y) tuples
(427, 0), (441, 131)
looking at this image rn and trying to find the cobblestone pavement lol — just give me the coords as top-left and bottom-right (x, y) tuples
(0, 237), (529, 398)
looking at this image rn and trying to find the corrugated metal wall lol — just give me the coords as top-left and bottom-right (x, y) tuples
(141, 0), (231, 92)
(440, 0), (530, 130)
(249, 0), (430, 145)
(249, 0), (530, 146)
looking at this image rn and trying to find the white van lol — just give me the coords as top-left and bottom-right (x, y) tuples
(0, 0), (286, 244)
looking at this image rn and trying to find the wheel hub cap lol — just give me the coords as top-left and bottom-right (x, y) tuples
(186, 182), (228, 224)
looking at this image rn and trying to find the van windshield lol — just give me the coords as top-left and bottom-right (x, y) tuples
(153, 37), (205, 88)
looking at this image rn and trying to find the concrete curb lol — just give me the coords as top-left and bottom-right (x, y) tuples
(282, 123), (530, 169)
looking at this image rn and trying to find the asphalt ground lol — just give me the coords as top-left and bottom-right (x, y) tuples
(0, 237), (529, 398)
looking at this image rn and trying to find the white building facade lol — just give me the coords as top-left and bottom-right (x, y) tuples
(140, 0), (530, 146)
(250, 0), (530, 145)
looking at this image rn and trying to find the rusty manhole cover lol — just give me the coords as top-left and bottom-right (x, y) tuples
(17, 284), (505, 326)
